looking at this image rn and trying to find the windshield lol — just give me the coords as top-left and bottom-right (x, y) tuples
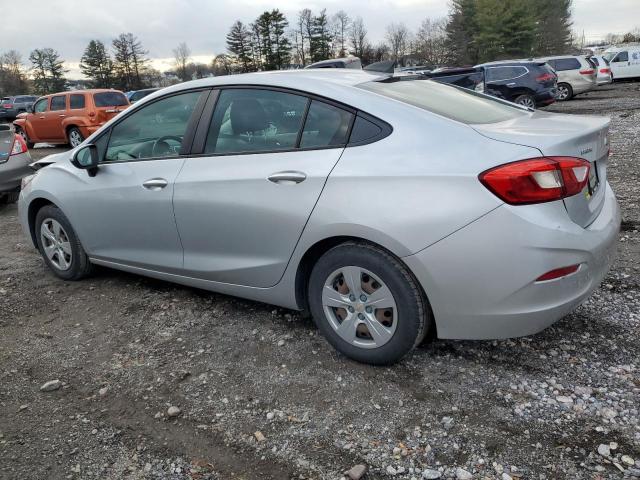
(603, 52), (616, 62)
(358, 79), (528, 124)
(93, 92), (128, 107)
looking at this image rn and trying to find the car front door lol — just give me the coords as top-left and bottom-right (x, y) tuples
(611, 51), (629, 78)
(63, 90), (207, 272)
(28, 97), (50, 141)
(173, 88), (355, 288)
(40, 94), (68, 141)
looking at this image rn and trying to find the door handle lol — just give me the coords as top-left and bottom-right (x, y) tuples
(142, 178), (168, 190)
(267, 171), (307, 184)
(39, 116), (45, 119)
(58, 114), (66, 117)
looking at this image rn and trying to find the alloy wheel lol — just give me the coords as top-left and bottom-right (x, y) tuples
(557, 86), (570, 101)
(516, 96), (535, 109)
(69, 129), (83, 148)
(321, 266), (397, 349)
(40, 218), (72, 271)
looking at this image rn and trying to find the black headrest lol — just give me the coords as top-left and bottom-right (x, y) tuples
(230, 98), (268, 134)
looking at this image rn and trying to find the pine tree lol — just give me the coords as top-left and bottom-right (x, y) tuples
(533, 0), (573, 56)
(254, 10), (291, 70)
(226, 21), (254, 72)
(112, 33), (149, 90)
(29, 48), (66, 94)
(80, 40), (113, 88)
(475, 0), (535, 62)
(310, 9), (332, 62)
(445, 0), (479, 65)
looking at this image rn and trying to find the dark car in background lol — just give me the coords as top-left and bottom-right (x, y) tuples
(476, 61), (558, 108)
(126, 88), (160, 103)
(0, 95), (38, 121)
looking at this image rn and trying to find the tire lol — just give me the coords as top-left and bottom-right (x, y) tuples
(308, 242), (432, 365)
(67, 127), (84, 148)
(35, 205), (93, 281)
(556, 83), (573, 101)
(514, 94), (536, 109)
(15, 126), (34, 149)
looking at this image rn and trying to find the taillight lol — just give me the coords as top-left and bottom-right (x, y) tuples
(1, 103), (13, 109)
(600, 68), (610, 74)
(10, 134), (28, 156)
(479, 157), (590, 205)
(535, 73), (555, 82)
(579, 69), (595, 75)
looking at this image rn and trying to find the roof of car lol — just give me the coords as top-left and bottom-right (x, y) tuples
(41, 89), (125, 97)
(166, 69), (383, 92)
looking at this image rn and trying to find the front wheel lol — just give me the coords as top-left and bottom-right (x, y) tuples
(35, 205), (93, 281)
(67, 127), (84, 148)
(308, 242), (432, 365)
(556, 83), (573, 101)
(514, 94), (536, 109)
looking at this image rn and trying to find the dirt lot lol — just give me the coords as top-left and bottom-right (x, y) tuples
(1, 83), (639, 480)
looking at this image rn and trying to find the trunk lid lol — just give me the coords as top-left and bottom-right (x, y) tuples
(471, 110), (610, 227)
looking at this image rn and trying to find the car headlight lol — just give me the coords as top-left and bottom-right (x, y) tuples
(21, 173), (37, 190)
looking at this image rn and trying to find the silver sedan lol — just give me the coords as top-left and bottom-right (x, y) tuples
(0, 124), (32, 205)
(18, 70), (620, 364)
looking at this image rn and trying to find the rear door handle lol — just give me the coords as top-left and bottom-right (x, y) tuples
(267, 171), (307, 184)
(58, 114), (66, 117)
(142, 178), (168, 190)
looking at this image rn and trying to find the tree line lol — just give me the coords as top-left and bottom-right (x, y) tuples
(1, 0), (639, 98)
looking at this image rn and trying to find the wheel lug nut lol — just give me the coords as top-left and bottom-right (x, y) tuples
(348, 306), (355, 313)
(358, 313), (365, 320)
(360, 294), (367, 302)
(365, 306), (372, 313)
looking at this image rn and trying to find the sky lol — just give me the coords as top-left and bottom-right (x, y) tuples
(1, 0), (638, 78)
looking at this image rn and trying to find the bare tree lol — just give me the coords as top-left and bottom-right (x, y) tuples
(413, 18), (449, 66)
(349, 16), (368, 58)
(293, 9), (313, 66)
(173, 42), (192, 81)
(332, 10), (351, 57)
(386, 22), (410, 63)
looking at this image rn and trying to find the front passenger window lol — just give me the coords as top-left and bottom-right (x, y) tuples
(104, 91), (201, 162)
(33, 98), (48, 113)
(614, 52), (628, 63)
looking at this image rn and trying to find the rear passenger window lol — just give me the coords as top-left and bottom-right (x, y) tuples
(70, 94), (85, 109)
(205, 89), (308, 154)
(300, 101), (353, 148)
(553, 58), (581, 71)
(50, 95), (66, 111)
(348, 116), (383, 145)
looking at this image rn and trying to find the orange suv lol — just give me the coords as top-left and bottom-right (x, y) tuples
(13, 89), (130, 148)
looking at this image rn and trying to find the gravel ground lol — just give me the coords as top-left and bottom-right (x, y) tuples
(1, 82), (639, 480)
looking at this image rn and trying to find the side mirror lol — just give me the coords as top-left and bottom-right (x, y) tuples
(71, 144), (99, 177)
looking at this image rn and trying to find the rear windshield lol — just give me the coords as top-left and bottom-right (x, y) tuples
(93, 92), (128, 107)
(358, 79), (527, 124)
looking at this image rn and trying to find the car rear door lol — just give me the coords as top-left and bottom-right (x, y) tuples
(173, 88), (354, 288)
(64, 90), (207, 271)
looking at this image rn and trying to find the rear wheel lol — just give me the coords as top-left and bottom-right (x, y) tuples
(556, 83), (573, 101)
(35, 205), (93, 281)
(308, 242), (431, 365)
(15, 126), (34, 149)
(67, 127), (84, 148)
(514, 94), (536, 109)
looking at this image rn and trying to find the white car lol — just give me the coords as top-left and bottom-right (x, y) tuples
(588, 56), (612, 85)
(603, 46), (640, 80)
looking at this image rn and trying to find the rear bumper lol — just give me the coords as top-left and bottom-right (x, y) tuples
(404, 183), (620, 340)
(534, 89), (557, 106)
(0, 153), (32, 192)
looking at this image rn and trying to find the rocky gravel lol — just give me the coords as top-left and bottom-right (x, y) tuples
(1, 82), (639, 479)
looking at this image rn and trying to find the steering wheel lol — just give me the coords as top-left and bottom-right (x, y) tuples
(151, 135), (183, 157)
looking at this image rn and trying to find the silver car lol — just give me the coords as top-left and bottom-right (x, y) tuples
(0, 124), (32, 204)
(536, 55), (597, 101)
(18, 70), (620, 365)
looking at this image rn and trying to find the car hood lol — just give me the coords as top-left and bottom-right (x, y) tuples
(30, 151), (70, 170)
